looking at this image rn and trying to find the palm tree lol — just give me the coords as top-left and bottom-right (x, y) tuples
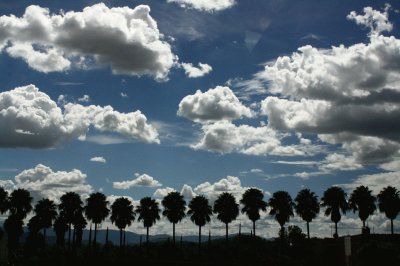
(213, 192), (239, 242)
(34, 198), (58, 244)
(84, 192), (109, 245)
(269, 191), (294, 236)
(294, 189), (320, 239)
(4, 214), (24, 249)
(0, 187), (9, 214)
(377, 186), (400, 235)
(73, 211), (87, 246)
(54, 214), (68, 246)
(58, 192), (83, 247)
(136, 197), (161, 244)
(240, 188), (267, 237)
(161, 191), (186, 244)
(9, 188), (33, 219)
(188, 195), (212, 247)
(349, 186), (376, 231)
(321, 186), (348, 238)
(110, 197), (135, 247)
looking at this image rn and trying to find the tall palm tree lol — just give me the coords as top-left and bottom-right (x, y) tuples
(294, 189), (320, 239)
(58, 192), (83, 247)
(321, 186), (348, 238)
(73, 211), (87, 246)
(240, 188), (267, 237)
(136, 197), (161, 244)
(269, 191), (294, 235)
(188, 195), (212, 247)
(84, 192), (109, 245)
(34, 198), (58, 244)
(377, 186), (400, 235)
(349, 186), (376, 230)
(9, 188), (33, 219)
(213, 192), (239, 242)
(4, 214), (24, 249)
(161, 191), (186, 244)
(0, 187), (9, 214)
(110, 197), (135, 247)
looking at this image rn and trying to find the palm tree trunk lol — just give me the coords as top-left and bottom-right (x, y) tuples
(146, 226), (149, 244)
(119, 229), (122, 248)
(253, 221), (256, 237)
(173, 223), (176, 245)
(89, 223), (92, 246)
(198, 226), (202, 247)
(335, 222), (338, 237)
(225, 223), (228, 243)
(43, 227), (46, 246)
(363, 220), (365, 228)
(68, 223), (71, 248)
(105, 227), (109, 245)
(94, 223), (97, 245)
(307, 222), (310, 239)
(391, 219), (394, 235)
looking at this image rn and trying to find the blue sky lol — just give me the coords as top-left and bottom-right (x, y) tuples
(0, 0), (399, 237)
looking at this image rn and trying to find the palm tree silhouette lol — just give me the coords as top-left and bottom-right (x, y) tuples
(213, 192), (239, 242)
(59, 192), (83, 247)
(377, 186), (400, 235)
(34, 198), (58, 244)
(4, 214), (24, 250)
(240, 188), (267, 237)
(321, 186), (348, 238)
(294, 189), (320, 239)
(0, 187), (9, 214)
(269, 191), (294, 235)
(110, 197), (135, 247)
(161, 191), (186, 244)
(349, 186), (376, 231)
(136, 197), (161, 244)
(73, 210), (87, 246)
(188, 195), (212, 247)
(54, 214), (68, 246)
(9, 188), (33, 219)
(84, 192), (110, 245)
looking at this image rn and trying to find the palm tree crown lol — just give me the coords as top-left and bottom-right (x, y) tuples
(321, 186), (348, 237)
(377, 186), (400, 235)
(110, 197), (135, 247)
(58, 192), (83, 247)
(269, 191), (294, 228)
(240, 188), (267, 236)
(137, 197), (161, 243)
(34, 198), (58, 230)
(9, 188), (33, 219)
(294, 189), (319, 238)
(161, 191), (186, 244)
(188, 195), (212, 246)
(214, 192), (239, 242)
(0, 187), (9, 214)
(349, 186), (376, 228)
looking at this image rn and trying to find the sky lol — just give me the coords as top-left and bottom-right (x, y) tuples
(0, 0), (400, 239)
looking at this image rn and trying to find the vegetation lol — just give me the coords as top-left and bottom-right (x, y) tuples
(240, 188), (267, 237)
(349, 186), (376, 230)
(136, 197), (161, 244)
(161, 191), (186, 244)
(268, 191), (294, 235)
(321, 186), (348, 238)
(294, 188), (320, 239)
(213, 192), (239, 242)
(377, 186), (400, 235)
(110, 197), (135, 247)
(187, 195), (212, 247)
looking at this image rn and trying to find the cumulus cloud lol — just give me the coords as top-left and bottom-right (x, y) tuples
(0, 84), (159, 148)
(180, 62), (212, 78)
(167, 0), (236, 12)
(153, 187), (175, 198)
(78, 95), (90, 103)
(192, 120), (323, 156)
(113, 173), (162, 189)
(342, 171), (400, 194)
(0, 4), (176, 79)
(178, 86), (253, 123)
(1, 164), (93, 201)
(253, 6), (400, 165)
(90, 156), (107, 164)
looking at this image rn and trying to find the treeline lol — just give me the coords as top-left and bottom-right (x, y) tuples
(0, 185), (399, 254)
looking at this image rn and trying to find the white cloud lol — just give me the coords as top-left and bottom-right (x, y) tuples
(319, 153), (363, 171)
(254, 6), (400, 165)
(120, 92), (128, 98)
(177, 86), (253, 123)
(192, 120), (323, 156)
(78, 95), (90, 103)
(0, 4), (177, 79)
(153, 187), (175, 198)
(90, 156), (107, 164)
(167, 0), (236, 12)
(180, 62), (212, 78)
(180, 184), (197, 200)
(1, 164), (93, 201)
(342, 171), (400, 194)
(113, 173), (162, 189)
(0, 85), (159, 148)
